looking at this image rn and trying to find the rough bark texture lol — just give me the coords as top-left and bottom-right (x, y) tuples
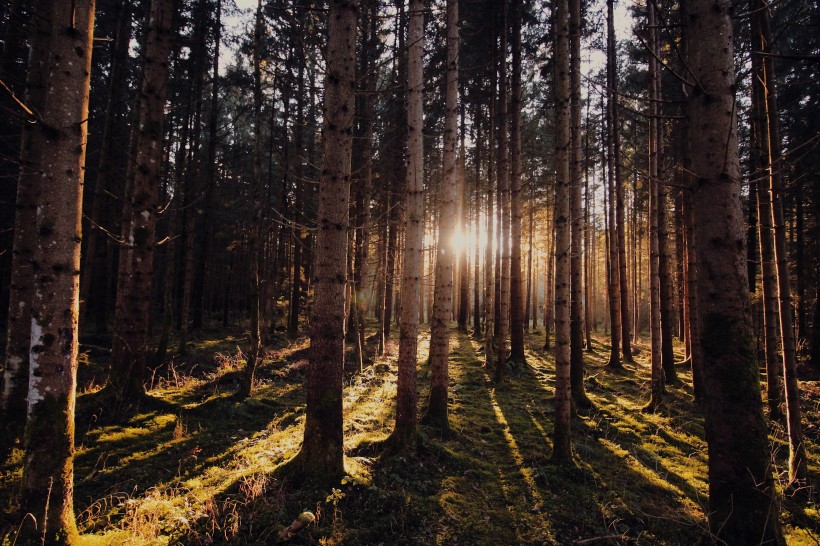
(508, 0), (526, 365)
(109, 0), (174, 404)
(19, 1), (95, 542)
(494, 1), (510, 384)
(604, 0), (621, 369)
(293, 0), (357, 481)
(647, 0), (663, 411)
(392, 0), (422, 448)
(551, 0), (572, 462)
(568, 0), (588, 408)
(1, 0), (50, 458)
(424, 0), (458, 431)
(238, 0), (264, 400)
(687, 0), (784, 541)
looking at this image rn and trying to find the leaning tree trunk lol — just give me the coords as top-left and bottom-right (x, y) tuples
(391, 0), (424, 448)
(424, 0), (458, 432)
(551, 0), (572, 462)
(752, 0), (807, 485)
(1, 0), (50, 459)
(291, 0), (358, 481)
(686, 0), (785, 541)
(109, 0), (174, 406)
(19, 0), (95, 542)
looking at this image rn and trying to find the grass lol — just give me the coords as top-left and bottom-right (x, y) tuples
(1, 323), (819, 545)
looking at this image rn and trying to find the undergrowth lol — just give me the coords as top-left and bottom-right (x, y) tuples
(1, 324), (818, 544)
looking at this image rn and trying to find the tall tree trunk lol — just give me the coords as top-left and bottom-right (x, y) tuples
(109, 0), (174, 405)
(392, 0), (423, 447)
(646, 0), (664, 410)
(686, 0), (784, 541)
(552, 0), (572, 462)
(605, 0), (621, 369)
(472, 111), (483, 338)
(1, 0), (50, 459)
(750, 21), (782, 420)
(494, 1), (511, 383)
(568, 0), (588, 408)
(509, 0), (526, 365)
(238, 0), (265, 400)
(19, 0), (95, 541)
(753, 0), (806, 483)
(291, 0), (357, 481)
(424, 0), (457, 430)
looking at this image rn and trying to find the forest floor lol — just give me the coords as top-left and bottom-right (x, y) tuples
(2, 324), (820, 545)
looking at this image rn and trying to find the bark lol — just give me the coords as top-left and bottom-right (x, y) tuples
(1, 0), (50, 458)
(750, 26), (782, 420)
(494, 1), (511, 383)
(109, 0), (174, 405)
(424, 0), (457, 431)
(552, 0), (572, 462)
(509, 0), (526, 365)
(391, 0), (423, 447)
(472, 111), (483, 338)
(687, 0), (784, 541)
(457, 109), (469, 332)
(292, 0), (357, 480)
(19, 0), (95, 541)
(238, 0), (265, 400)
(604, 0), (621, 369)
(568, 0), (588, 408)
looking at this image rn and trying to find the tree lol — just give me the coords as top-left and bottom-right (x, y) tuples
(17, 0), (95, 541)
(391, 0), (423, 448)
(686, 0), (784, 541)
(1, 0), (50, 459)
(108, 0), (175, 405)
(289, 0), (358, 481)
(552, 0), (572, 462)
(508, 0), (526, 365)
(424, 0), (459, 432)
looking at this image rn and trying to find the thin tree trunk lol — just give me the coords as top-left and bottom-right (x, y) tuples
(509, 0), (526, 364)
(605, 0), (621, 369)
(754, 0), (806, 482)
(552, 0), (572, 461)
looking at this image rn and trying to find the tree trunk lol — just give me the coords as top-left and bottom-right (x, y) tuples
(509, 0), (526, 365)
(19, 1), (95, 541)
(1, 0), (50, 459)
(605, 0), (621, 369)
(391, 0), (423, 448)
(292, 0), (357, 481)
(109, 0), (174, 405)
(552, 0), (572, 462)
(753, 0), (806, 483)
(568, 0), (588, 408)
(686, 0), (784, 541)
(494, 1), (511, 383)
(424, 0), (457, 431)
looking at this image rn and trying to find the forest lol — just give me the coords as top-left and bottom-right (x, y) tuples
(0, 0), (819, 543)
